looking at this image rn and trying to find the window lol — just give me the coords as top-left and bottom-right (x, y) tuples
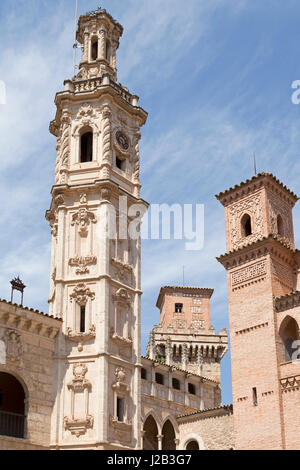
(277, 214), (284, 237)
(80, 306), (86, 333)
(141, 368), (147, 380)
(155, 373), (164, 385)
(116, 156), (125, 171)
(80, 131), (93, 162)
(188, 383), (196, 395)
(279, 316), (299, 362)
(0, 372), (26, 439)
(175, 303), (183, 313)
(252, 387), (258, 406)
(117, 397), (125, 422)
(241, 213), (252, 237)
(172, 378), (180, 390)
(91, 39), (98, 61)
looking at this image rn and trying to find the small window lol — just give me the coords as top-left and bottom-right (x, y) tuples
(241, 213), (252, 237)
(80, 131), (93, 163)
(91, 39), (98, 61)
(116, 157), (125, 171)
(188, 383), (196, 395)
(172, 378), (180, 390)
(141, 368), (147, 380)
(252, 387), (258, 406)
(80, 306), (86, 333)
(277, 215), (284, 237)
(155, 373), (164, 385)
(175, 303), (183, 313)
(117, 397), (125, 422)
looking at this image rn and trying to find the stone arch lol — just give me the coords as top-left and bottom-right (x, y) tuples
(143, 412), (161, 450)
(0, 370), (28, 438)
(180, 433), (205, 450)
(162, 417), (178, 450)
(279, 315), (300, 362)
(241, 213), (252, 237)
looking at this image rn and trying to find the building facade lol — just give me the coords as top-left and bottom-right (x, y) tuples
(1, 7), (299, 451)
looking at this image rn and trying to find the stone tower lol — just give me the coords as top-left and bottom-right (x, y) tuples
(217, 172), (299, 450)
(147, 286), (228, 383)
(46, 8), (148, 450)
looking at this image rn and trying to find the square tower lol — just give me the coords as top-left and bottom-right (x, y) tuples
(147, 286), (228, 383)
(217, 172), (299, 450)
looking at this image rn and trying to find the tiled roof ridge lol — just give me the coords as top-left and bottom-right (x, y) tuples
(0, 298), (62, 321)
(216, 172), (298, 201)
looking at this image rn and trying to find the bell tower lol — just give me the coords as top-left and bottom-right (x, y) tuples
(217, 172), (298, 450)
(47, 8), (148, 450)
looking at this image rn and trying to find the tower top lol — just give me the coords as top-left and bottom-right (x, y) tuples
(216, 172), (298, 207)
(156, 286), (214, 310)
(75, 7), (124, 82)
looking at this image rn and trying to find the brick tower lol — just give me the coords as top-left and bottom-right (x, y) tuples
(217, 172), (300, 450)
(147, 286), (228, 383)
(46, 8), (148, 449)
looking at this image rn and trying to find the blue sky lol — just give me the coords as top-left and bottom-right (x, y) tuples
(1, 0), (300, 404)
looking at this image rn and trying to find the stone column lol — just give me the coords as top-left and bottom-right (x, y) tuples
(99, 28), (106, 60)
(157, 434), (163, 451)
(101, 105), (112, 179)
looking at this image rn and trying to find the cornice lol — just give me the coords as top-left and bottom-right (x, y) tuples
(274, 291), (300, 313)
(50, 81), (147, 137)
(216, 172), (298, 207)
(217, 234), (297, 270)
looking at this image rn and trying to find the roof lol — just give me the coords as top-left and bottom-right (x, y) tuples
(0, 298), (62, 321)
(216, 172), (298, 205)
(177, 404), (233, 420)
(141, 355), (219, 385)
(156, 286), (214, 309)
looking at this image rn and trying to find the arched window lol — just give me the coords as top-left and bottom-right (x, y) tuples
(186, 440), (199, 450)
(80, 130), (93, 163)
(241, 213), (252, 237)
(162, 420), (176, 450)
(0, 372), (26, 438)
(277, 215), (284, 237)
(143, 415), (158, 450)
(279, 316), (299, 362)
(91, 39), (98, 61)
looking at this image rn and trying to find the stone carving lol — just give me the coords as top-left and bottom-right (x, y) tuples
(280, 375), (300, 392)
(56, 111), (71, 184)
(2, 329), (23, 363)
(111, 258), (133, 282)
(69, 256), (97, 274)
(113, 288), (131, 304)
(64, 363), (93, 437)
(70, 283), (95, 306)
(71, 208), (97, 236)
(101, 106), (112, 174)
(67, 325), (96, 352)
(231, 260), (267, 287)
(268, 192), (293, 246)
(229, 194), (264, 250)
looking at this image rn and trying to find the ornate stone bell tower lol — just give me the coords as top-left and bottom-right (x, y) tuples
(46, 8), (148, 450)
